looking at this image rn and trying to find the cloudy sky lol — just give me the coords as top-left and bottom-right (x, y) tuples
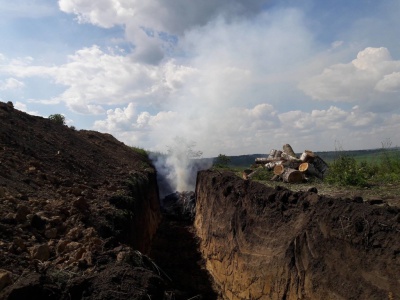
(1, 0), (400, 157)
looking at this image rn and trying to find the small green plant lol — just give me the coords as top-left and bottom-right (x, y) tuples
(130, 146), (148, 157)
(48, 114), (66, 125)
(249, 167), (272, 181)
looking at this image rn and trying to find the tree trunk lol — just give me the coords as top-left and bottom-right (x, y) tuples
(300, 150), (316, 163)
(299, 162), (323, 179)
(273, 164), (285, 175)
(281, 152), (302, 162)
(282, 168), (304, 183)
(312, 156), (329, 175)
(282, 144), (297, 158)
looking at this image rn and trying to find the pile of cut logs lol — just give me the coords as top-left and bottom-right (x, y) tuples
(246, 144), (329, 183)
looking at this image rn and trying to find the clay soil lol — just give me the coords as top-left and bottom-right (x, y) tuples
(195, 170), (400, 299)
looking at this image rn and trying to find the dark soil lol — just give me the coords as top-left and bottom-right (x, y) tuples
(0, 101), (165, 299)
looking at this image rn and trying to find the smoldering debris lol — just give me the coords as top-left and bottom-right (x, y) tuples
(162, 191), (196, 221)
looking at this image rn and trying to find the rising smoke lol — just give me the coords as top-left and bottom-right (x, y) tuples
(149, 137), (213, 200)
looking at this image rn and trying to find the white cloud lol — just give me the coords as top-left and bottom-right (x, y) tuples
(1, 46), (197, 114)
(14, 101), (40, 116)
(375, 72), (400, 92)
(299, 47), (400, 112)
(58, 0), (269, 63)
(0, 78), (24, 90)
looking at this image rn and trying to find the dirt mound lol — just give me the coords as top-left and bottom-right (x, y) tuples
(195, 170), (400, 299)
(0, 101), (163, 299)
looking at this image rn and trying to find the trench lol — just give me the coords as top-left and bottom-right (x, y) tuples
(149, 192), (221, 300)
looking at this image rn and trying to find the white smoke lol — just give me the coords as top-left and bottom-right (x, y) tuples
(149, 137), (213, 199)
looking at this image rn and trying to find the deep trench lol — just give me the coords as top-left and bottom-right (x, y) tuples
(149, 193), (221, 300)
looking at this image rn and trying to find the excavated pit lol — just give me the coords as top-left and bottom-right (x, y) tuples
(150, 192), (221, 299)
(194, 169), (400, 299)
(2, 101), (400, 299)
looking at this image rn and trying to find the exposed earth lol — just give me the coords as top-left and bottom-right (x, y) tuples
(0, 101), (166, 299)
(1, 100), (400, 299)
(195, 170), (400, 299)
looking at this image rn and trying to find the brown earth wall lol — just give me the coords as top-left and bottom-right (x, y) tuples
(194, 170), (400, 300)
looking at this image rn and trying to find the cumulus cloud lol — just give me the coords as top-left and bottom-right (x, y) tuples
(14, 101), (40, 116)
(1, 47), (197, 114)
(0, 78), (24, 90)
(58, 0), (272, 64)
(299, 47), (400, 112)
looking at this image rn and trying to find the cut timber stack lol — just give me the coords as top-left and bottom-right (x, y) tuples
(254, 144), (329, 183)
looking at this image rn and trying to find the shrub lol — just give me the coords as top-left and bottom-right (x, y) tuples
(130, 146), (148, 157)
(48, 114), (66, 125)
(325, 153), (368, 186)
(213, 154), (231, 168)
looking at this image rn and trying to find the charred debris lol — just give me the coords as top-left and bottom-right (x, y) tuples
(244, 144), (329, 183)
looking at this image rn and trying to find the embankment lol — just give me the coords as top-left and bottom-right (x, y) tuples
(195, 169), (400, 299)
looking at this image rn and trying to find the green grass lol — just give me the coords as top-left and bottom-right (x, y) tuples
(130, 146), (148, 157)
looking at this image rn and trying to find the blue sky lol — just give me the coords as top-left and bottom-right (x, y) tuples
(1, 0), (400, 157)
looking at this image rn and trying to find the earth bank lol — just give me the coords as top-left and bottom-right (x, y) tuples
(195, 169), (400, 299)
(0, 101), (165, 299)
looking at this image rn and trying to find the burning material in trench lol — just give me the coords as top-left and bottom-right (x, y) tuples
(248, 143), (329, 183)
(162, 191), (196, 221)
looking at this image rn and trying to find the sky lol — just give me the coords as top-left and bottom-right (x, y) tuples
(1, 0), (400, 158)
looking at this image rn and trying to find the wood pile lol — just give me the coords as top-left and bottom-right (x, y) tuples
(254, 144), (329, 183)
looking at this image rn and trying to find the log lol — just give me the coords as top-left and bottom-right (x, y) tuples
(242, 169), (258, 180)
(300, 150), (316, 163)
(282, 160), (301, 169)
(298, 162), (323, 179)
(255, 157), (283, 164)
(281, 152), (302, 162)
(312, 156), (329, 175)
(274, 150), (283, 158)
(265, 160), (284, 170)
(255, 157), (269, 164)
(273, 164), (285, 175)
(270, 174), (281, 181)
(282, 168), (304, 183)
(267, 149), (277, 160)
(282, 144), (297, 158)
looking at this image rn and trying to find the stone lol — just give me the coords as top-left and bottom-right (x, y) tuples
(30, 214), (46, 230)
(0, 187), (6, 198)
(15, 204), (31, 222)
(30, 244), (50, 261)
(65, 242), (81, 253)
(45, 228), (57, 239)
(0, 269), (13, 291)
(13, 238), (27, 251)
(56, 240), (69, 255)
(73, 196), (89, 211)
(66, 227), (82, 241)
(70, 187), (83, 197)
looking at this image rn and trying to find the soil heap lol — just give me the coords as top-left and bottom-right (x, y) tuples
(0, 101), (163, 299)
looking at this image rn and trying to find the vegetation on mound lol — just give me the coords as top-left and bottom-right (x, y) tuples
(48, 113), (66, 125)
